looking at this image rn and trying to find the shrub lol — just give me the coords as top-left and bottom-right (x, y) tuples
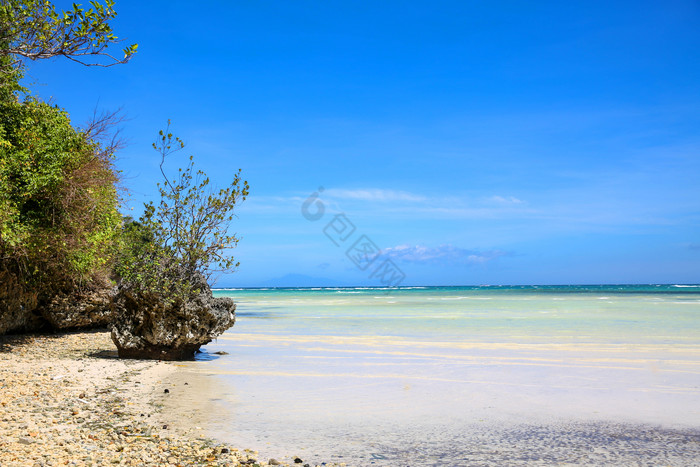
(116, 123), (248, 302)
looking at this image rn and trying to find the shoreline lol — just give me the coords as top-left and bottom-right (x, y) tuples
(2, 329), (699, 466)
(0, 330), (328, 467)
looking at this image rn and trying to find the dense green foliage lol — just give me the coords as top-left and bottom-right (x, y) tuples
(0, 98), (121, 297)
(116, 125), (249, 302)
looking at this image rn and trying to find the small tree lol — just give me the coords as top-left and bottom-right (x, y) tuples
(117, 122), (249, 302)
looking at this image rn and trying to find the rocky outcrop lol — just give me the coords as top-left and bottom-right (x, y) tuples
(110, 280), (235, 361)
(0, 269), (40, 335)
(1, 268), (118, 335)
(38, 285), (117, 329)
(1, 267), (236, 361)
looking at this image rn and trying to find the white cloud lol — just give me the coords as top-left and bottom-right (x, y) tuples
(323, 188), (427, 202)
(488, 195), (524, 205)
(241, 189), (532, 222)
(382, 244), (509, 265)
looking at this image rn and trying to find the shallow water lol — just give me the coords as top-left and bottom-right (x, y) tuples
(170, 286), (700, 465)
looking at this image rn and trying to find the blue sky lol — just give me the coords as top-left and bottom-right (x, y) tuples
(24, 0), (700, 286)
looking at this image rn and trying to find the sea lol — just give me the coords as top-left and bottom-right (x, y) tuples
(166, 285), (700, 465)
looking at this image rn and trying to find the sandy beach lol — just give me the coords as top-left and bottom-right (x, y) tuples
(0, 331), (331, 467)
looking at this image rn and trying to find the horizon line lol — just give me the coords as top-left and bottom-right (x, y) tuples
(213, 283), (700, 290)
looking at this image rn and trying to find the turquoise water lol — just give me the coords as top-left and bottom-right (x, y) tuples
(216, 284), (700, 343)
(171, 285), (700, 465)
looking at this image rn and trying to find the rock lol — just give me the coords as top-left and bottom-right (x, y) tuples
(0, 269), (117, 336)
(163, 389), (169, 394)
(294, 458), (303, 464)
(268, 459), (281, 465)
(110, 275), (235, 361)
(18, 437), (34, 445)
(0, 269), (40, 335)
(38, 284), (116, 329)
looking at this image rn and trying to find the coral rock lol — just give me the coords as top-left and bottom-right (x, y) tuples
(110, 280), (235, 361)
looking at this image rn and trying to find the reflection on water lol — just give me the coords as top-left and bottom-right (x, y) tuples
(193, 349), (222, 362)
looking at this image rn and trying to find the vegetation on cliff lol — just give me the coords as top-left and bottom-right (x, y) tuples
(0, 1), (247, 346)
(0, 97), (123, 330)
(0, 0), (135, 333)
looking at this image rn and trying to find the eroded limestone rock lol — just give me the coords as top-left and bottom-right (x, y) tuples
(0, 269), (40, 335)
(39, 285), (116, 329)
(110, 280), (235, 361)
